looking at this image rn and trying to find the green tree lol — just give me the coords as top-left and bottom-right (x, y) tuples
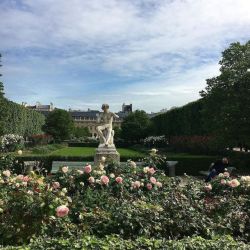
(73, 126), (91, 138)
(121, 110), (151, 143)
(0, 53), (4, 97)
(43, 109), (74, 141)
(200, 41), (250, 148)
(0, 53), (6, 135)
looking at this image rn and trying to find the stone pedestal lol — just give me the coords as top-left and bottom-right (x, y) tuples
(94, 146), (120, 165)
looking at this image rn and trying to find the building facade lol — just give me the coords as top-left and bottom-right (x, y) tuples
(24, 102), (133, 138)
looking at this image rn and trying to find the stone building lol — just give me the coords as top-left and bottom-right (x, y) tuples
(22, 102), (54, 116)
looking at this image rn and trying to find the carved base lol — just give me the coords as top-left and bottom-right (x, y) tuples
(94, 146), (120, 165)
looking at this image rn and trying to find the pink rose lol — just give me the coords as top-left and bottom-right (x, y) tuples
(223, 172), (230, 178)
(204, 184), (212, 192)
(115, 176), (123, 184)
(220, 179), (226, 185)
(84, 164), (92, 174)
(148, 168), (156, 175)
(23, 176), (30, 182)
(52, 181), (60, 189)
(132, 181), (141, 189)
(61, 166), (68, 173)
(156, 181), (162, 188)
(88, 176), (95, 184)
(56, 205), (69, 217)
(228, 179), (240, 188)
(100, 175), (109, 185)
(150, 177), (157, 184)
(146, 183), (153, 190)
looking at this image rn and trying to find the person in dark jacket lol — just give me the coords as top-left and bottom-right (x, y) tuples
(205, 157), (229, 182)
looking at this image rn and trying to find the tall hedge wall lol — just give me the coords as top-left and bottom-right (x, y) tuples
(152, 99), (206, 136)
(0, 98), (45, 137)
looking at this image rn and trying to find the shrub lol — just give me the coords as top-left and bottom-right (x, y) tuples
(0, 99), (45, 137)
(1, 151), (250, 247)
(0, 134), (24, 152)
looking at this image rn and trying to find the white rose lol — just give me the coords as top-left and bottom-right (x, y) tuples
(2, 170), (11, 178)
(17, 150), (23, 155)
(110, 173), (115, 178)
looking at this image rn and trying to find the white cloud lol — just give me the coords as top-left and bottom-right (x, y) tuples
(0, 0), (250, 111)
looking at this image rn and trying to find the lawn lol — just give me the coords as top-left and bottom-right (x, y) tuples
(49, 147), (145, 158)
(7, 145), (146, 159)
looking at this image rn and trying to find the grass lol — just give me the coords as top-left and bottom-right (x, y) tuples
(49, 147), (145, 158)
(2, 145), (146, 158)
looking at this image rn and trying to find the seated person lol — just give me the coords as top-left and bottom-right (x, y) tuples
(205, 157), (229, 182)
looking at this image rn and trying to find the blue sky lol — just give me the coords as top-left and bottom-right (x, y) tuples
(0, 0), (250, 112)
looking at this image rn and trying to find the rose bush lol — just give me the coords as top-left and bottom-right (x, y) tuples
(0, 151), (250, 248)
(0, 134), (24, 152)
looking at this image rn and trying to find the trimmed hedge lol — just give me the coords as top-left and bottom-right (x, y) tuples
(15, 151), (250, 175)
(68, 142), (98, 147)
(168, 153), (250, 176)
(0, 98), (45, 137)
(152, 99), (206, 137)
(1, 235), (249, 250)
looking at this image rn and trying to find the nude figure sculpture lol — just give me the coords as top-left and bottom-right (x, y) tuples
(96, 104), (119, 147)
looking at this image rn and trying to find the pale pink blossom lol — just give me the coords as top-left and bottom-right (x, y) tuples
(56, 205), (69, 217)
(146, 183), (153, 190)
(204, 184), (212, 192)
(223, 172), (230, 178)
(156, 181), (163, 188)
(52, 182), (60, 189)
(150, 177), (157, 184)
(23, 176), (30, 182)
(88, 176), (95, 184)
(2, 170), (11, 177)
(228, 179), (240, 188)
(132, 181), (141, 189)
(220, 179), (227, 185)
(115, 176), (123, 184)
(129, 161), (137, 168)
(148, 168), (156, 175)
(84, 165), (92, 174)
(100, 175), (109, 185)
(61, 166), (69, 173)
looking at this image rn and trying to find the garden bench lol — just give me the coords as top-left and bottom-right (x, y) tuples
(51, 161), (89, 174)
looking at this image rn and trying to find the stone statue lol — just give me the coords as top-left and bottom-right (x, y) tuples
(96, 104), (119, 147)
(94, 104), (120, 164)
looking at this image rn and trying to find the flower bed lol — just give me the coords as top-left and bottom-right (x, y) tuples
(0, 152), (250, 248)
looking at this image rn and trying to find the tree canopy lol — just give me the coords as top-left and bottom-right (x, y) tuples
(200, 41), (250, 147)
(121, 110), (152, 143)
(43, 109), (74, 141)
